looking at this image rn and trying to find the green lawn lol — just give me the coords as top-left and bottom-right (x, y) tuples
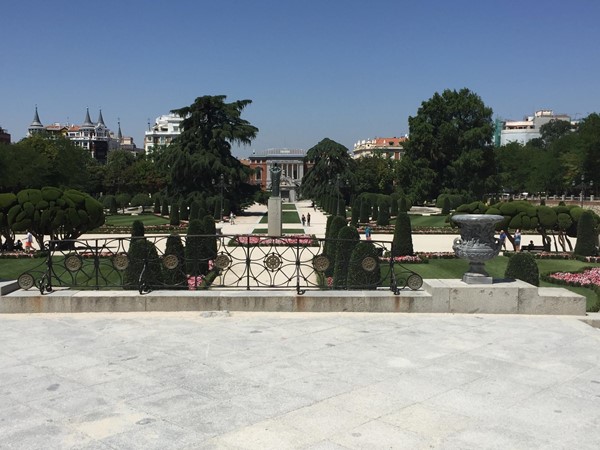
(252, 228), (306, 234)
(103, 214), (170, 227)
(282, 204), (297, 211)
(259, 211), (301, 224)
(408, 214), (451, 228)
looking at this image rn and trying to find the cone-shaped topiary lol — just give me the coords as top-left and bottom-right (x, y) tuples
(351, 197), (360, 226)
(179, 199), (189, 221)
(131, 219), (145, 237)
(153, 196), (161, 213)
(185, 219), (204, 276)
(189, 201), (200, 220)
(392, 212), (413, 257)
(504, 252), (539, 286)
(161, 199), (169, 216)
(442, 197), (451, 215)
(377, 196), (391, 226)
(359, 197), (370, 223)
(574, 210), (598, 256)
(163, 234), (187, 289)
(347, 242), (381, 289)
(124, 222), (164, 290)
(170, 202), (180, 226)
(324, 215), (347, 277)
(332, 225), (360, 288)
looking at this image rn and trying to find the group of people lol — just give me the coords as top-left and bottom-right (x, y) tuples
(498, 229), (524, 251)
(0, 230), (34, 253)
(301, 213), (311, 227)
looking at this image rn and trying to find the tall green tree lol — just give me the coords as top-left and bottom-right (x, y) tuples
(156, 95), (259, 209)
(301, 138), (356, 201)
(405, 88), (495, 199)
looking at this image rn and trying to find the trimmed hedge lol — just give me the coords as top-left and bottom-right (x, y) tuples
(504, 252), (539, 286)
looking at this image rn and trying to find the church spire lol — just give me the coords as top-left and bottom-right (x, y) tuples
(117, 118), (123, 141)
(81, 107), (94, 128)
(30, 106), (43, 128)
(28, 106), (44, 135)
(97, 109), (106, 127)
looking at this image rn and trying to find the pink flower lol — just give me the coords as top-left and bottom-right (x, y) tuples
(548, 267), (600, 287)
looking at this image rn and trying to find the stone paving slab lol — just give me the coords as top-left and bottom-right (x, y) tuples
(1, 311), (600, 449)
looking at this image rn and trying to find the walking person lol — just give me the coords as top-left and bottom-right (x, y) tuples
(499, 230), (507, 251)
(514, 229), (522, 252)
(25, 230), (34, 253)
(301, 214), (306, 227)
(306, 212), (311, 227)
(365, 225), (372, 241)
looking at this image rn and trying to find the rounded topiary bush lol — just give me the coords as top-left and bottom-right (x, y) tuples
(359, 198), (371, 223)
(332, 225), (360, 288)
(377, 196), (391, 226)
(131, 219), (145, 237)
(161, 199), (169, 216)
(442, 197), (451, 215)
(347, 242), (381, 290)
(504, 252), (539, 286)
(574, 210), (598, 256)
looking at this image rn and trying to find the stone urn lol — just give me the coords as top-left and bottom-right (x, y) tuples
(451, 214), (504, 284)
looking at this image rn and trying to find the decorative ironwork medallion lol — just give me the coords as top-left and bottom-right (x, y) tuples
(65, 255), (83, 272)
(264, 253), (282, 271)
(312, 255), (330, 272)
(214, 254), (231, 270)
(407, 274), (423, 291)
(18, 273), (35, 290)
(112, 254), (129, 271)
(163, 254), (179, 270)
(361, 256), (377, 272)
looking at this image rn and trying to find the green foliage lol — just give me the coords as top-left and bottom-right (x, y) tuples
(115, 193), (131, 213)
(163, 234), (187, 288)
(179, 199), (189, 221)
(123, 237), (164, 290)
(392, 212), (414, 256)
(350, 198), (360, 226)
(1, 187), (104, 248)
(169, 202), (180, 226)
(390, 193), (399, 216)
(405, 88), (495, 199)
(153, 196), (161, 213)
(130, 193), (153, 212)
(301, 138), (356, 201)
(155, 95), (259, 211)
(332, 225), (360, 288)
(377, 196), (391, 226)
(436, 193), (465, 210)
(574, 211), (598, 256)
(185, 219), (204, 276)
(325, 215), (347, 276)
(161, 199), (169, 216)
(189, 201), (200, 220)
(347, 242), (381, 289)
(131, 220), (145, 237)
(359, 197), (370, 223)
(441, 197), (451, 215)
(504, 252), (539, 286)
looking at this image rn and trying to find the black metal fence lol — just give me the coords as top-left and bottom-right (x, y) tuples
(17, 235), (422, 295)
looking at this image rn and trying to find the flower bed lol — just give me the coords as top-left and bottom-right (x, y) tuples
(229, 234), (317, 246)
(0, 251), (36, 259)
(380, 255), (426, 264)
(544, 267), (600, 288)
(505, 251), (574, 260)
(578, 256), (600, 263)
(417, 252), (457, 260)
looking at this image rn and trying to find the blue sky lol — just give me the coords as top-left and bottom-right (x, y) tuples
(2, 0), (599, 157)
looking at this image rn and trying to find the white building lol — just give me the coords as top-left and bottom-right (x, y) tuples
(352, 136), (407, 159)
(497, 110), (571, 146)
(144, 114), (183, 153)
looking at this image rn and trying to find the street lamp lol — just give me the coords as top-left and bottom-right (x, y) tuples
(212, 174), (230, 221)
(572, 174), (593, 208)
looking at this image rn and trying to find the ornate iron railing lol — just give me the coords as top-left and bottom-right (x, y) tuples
(17, 235), (423, 295)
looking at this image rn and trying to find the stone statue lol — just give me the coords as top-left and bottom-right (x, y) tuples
(270, 163), (282, 197)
